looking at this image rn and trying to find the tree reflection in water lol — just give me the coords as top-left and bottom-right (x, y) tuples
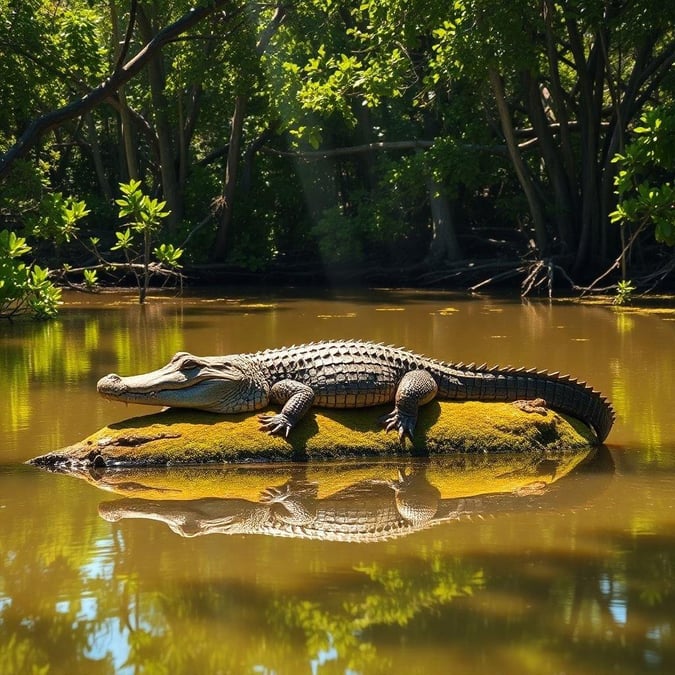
(3, 449), (674, 673)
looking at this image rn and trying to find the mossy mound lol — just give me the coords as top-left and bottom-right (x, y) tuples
(30, 400), (597, 468)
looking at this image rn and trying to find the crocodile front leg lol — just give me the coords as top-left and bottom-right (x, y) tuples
(258, 380), (315, 437)
(259, 480), (318, 525)
(380, 370), (438, 442)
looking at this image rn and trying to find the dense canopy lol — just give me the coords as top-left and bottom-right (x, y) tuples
(1, 0), (674, 308)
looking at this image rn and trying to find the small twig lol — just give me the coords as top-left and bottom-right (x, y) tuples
(179, 209), (216, 249)
(520, 260), (544, 296)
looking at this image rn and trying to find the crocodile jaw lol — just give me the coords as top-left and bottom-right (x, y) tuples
(96, 373), (236, 411)
(96, 353), (270, 413)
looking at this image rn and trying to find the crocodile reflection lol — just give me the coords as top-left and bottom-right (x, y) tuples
(100, 469), (449, 541)
(97, 450), (610, 542)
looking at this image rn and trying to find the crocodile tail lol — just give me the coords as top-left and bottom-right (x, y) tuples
(438, 364), (616, 442)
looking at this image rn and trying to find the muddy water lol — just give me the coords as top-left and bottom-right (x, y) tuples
(0, 289), (673, 674)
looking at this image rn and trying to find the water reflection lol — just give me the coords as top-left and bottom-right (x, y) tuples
(61, 450), (607, 542)
(5, 451), (675, 673)
(2, 292), (674, 673)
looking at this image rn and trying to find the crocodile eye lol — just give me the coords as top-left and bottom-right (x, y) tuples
(180, 357), (201, 369)
(171, 352), (202, 369)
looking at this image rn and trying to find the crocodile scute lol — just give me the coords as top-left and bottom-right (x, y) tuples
(97, 339), (615, 442)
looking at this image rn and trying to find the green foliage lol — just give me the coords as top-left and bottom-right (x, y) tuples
(31, 193), (90, 243)
(0, 230), (61, 319)
(115, 179), (171, 233)
(613, 279), (636, 306)
(2, 0), (675, 284)
(112, 180), (181, 303)
(154, 243), (184, 268)
(82, 268), (98, 289)
(312, 206), (366, 264)
(24, 180), (182, 302)
(611, 104), (675, 247)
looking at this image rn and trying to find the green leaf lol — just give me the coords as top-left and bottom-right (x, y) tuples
(111, 228), (134, 250)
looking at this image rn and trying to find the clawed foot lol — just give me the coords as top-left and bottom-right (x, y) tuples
(512, 397), (548, 416)
(258, 412), (294, 437)
(260, 480), (317, 504)
(379, 408), (417, 442)
(260, 482), (294, 503)
(259, 481), (317, 525)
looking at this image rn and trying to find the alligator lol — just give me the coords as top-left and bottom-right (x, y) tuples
(96, 339), (615, 442)
(98, 468), (548, 542)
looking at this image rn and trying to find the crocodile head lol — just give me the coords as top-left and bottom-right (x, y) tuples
(99, 498), (269, 538)
(96, 352), (269, 413)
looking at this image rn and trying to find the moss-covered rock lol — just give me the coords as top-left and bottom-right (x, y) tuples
(29, 400), (597, 468)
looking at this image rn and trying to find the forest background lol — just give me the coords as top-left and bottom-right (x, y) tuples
(1, 0), (674, 316)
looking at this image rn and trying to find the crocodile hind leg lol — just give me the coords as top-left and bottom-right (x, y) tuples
(380, 370), (438, 442)
(512, 397), (548, 415)
(258, 380), (315, 437)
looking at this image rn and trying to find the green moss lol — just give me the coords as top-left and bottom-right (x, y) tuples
(31, 400), (597, 467)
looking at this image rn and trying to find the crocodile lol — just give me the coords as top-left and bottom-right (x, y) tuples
(96, 339), (615, 442)
(97, 468), (530, 541)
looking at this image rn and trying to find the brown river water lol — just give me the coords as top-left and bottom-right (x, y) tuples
(0, 288), (673, 674)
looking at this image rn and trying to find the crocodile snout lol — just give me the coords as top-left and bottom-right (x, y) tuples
(97, 373), (126, 395)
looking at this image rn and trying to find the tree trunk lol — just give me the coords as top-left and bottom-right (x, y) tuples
(117, 90), (139, 181)
(213, 94), (247, 260)
(137, 8), (181, 229)
(566, 19), (604, 273)
(85, 112), (113, 201)
(523, 71), (576, 255)
(488, 67), (549, 253)
(212, 5), (286, 260)
(422, 110), (462, 264)
(178, 83), (203, 195)
(542, 0), (577, 199)
(426, 176), (461, 264)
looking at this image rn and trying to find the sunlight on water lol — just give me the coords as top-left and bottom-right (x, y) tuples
(0, 291), (673, 673)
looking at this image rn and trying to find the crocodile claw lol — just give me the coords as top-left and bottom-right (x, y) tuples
(379, 409), (416, 443)
(260, 480), (318, 503)
(260, 484), (293, 502)
(258, 412), (293, 437)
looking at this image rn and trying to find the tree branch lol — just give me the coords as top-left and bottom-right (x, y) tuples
(261, 140), (507, 160)
(0, 0), (237, 180)
(113, 0), (139, 73)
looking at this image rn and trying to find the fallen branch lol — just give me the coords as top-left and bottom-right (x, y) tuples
(52, 261), (185, 289)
